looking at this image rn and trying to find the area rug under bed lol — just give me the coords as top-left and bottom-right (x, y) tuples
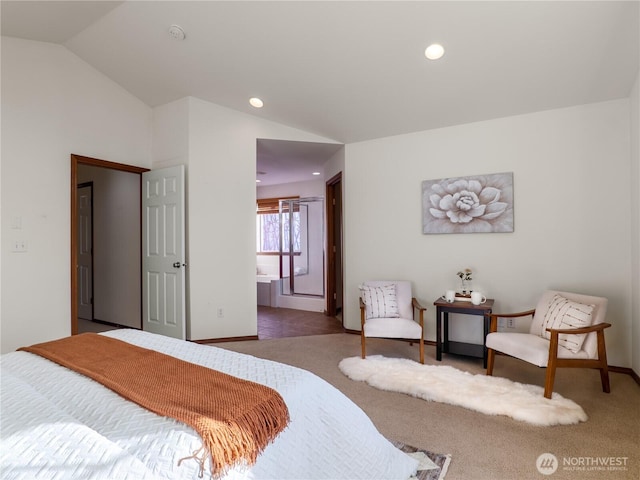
(339, 356), (587, 426)
(392, 441), (451, 480)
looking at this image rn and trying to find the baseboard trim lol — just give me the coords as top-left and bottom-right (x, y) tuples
(192, 335), (259, 344)
(609, 366), (640, 386)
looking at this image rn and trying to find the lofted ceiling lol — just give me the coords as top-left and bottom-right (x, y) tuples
(2, 1), (639, 185)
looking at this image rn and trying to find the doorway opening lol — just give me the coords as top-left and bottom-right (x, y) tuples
(255, 139), (344, 320)
(70, 154), (149, 335)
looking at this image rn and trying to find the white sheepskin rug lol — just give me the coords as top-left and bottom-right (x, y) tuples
(338, 356), (587, 426)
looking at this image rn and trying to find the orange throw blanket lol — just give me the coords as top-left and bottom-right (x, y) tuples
(19, 333), (290, 477)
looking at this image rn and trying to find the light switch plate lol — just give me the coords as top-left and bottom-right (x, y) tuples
(12, 240), (28, 252)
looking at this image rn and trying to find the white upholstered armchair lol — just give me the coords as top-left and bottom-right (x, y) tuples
(486, 290), (611, 398)
(359, 281), (425, 364)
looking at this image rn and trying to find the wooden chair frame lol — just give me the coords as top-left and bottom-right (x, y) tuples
(486, 310), (611, 399)
(360, 297), (426, 364)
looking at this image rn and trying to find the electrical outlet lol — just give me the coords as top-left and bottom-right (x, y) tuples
(216, 308), (224, 318)
(507, 318), (515, 328)
(498, 318), (505, 328)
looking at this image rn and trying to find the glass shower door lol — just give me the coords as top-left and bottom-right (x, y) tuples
(279, 197), (324, 297)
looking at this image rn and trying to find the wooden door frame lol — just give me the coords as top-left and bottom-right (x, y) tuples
(70, 154), (149, 335)
(325, 172), (343, 318)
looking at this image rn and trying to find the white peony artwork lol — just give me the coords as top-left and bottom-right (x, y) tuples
(422, 172), (514, 234)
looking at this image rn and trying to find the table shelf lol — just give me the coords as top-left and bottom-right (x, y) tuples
(433, 297), (495, 368)
(446, 340), (485, 358)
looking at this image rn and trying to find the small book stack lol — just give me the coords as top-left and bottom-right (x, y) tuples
(455, 293), (472, 302)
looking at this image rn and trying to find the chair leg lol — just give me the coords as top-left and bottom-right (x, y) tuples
(486, 348), (495, 375)
(361, 333), (366, 359)
(597, 329), (611, 393)
(600, 365), (611, 394)
(419, 338), (424, 364)
(543, 366), (556, 399)
(544, 334), (560, 399)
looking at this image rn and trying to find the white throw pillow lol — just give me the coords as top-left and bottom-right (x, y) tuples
(359, 284), (400, 320)
(541, 294), (595, 353)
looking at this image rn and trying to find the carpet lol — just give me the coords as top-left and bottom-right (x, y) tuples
(339, 356), (587, 426)
(392, 441), (451, 480)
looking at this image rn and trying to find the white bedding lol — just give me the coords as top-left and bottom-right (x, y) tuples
(1, 329), (418, 480)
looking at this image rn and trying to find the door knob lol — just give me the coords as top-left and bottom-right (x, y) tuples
(173, 262), (183, 268)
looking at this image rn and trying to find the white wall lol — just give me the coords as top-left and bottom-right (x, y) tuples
(1, 37), (152, 353)
(324, 148), (346, 185)
(182, 98), (338, 340)
(257, 178), (325, 200)
(77, 165), (141, 328)
(344, 99), (633, 367)
(630, 71), (640, 375)
(152, 98), (190, 169)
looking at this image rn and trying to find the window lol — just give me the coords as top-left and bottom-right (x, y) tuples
(256, 197), (300, 254)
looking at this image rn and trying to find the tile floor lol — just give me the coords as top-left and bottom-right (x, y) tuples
(257, 306), (344, 339)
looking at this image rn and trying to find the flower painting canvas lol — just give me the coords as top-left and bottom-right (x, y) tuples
(422, 172), (514, 234)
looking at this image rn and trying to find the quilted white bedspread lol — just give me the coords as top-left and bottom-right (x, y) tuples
(1, 329), (418, 480)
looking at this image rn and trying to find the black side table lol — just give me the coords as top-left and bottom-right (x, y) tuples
(433, 297), (495, 368)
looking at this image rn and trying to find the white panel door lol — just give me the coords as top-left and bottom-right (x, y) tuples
(77, 185), (93, 320)
(142, 165), (186, 340)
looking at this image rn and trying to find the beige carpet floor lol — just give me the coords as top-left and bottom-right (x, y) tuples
(217, 333), (640, 480)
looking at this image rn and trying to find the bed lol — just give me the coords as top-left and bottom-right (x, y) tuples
(1, 329), (418, 480)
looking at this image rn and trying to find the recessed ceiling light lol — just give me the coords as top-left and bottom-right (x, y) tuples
(425, 43), (445, 60)
(312, 172), (321, 176)
(249, 97), (264, 108)
(256, 179), (261, 183)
